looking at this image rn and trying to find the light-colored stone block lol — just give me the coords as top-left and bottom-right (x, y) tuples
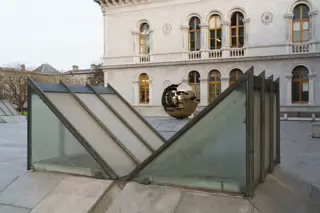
(29, 193), (98, 213)
(52, 176), (112, 197)
(0, 172), (64, 208)
(175, 191), (253, 213)
(105, 182), (184, 213)
(312, 124), (320, 138)
(0, 204), (31, 213)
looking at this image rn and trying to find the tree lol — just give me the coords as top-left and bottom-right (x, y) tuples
(88, 64), (104, 86)
(2, 74), (28, 112)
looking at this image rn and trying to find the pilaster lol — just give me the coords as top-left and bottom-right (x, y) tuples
(200, 23), (209, 59)
(221, 21), (231, 57)
(220, 76), (230, 92)
(284, 13), (294, 53)
(242, 18), (250, 47)
(102, 5), (108, 59)
(181, 25), (189, 60)
(132, 30), (140, 63)
(199, 78), (208, 105)
(285, 75), (292, 104)
(132, 80), (140, 105)
(308, 73), (316, 105)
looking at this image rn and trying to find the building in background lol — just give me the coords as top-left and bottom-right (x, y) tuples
(94, 0), (320, 119)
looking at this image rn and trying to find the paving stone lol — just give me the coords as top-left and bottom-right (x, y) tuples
(0, 172), (64, 209)
(29, 193), (98, 213)
(52, 176), (112, 197)
(0, 204), (30, 213)
(175, 191), (253, 213)
(105, 182), (184, 213)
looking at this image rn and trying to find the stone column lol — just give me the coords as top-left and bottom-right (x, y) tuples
(200, 23), (209, 59)
(308, 73), (316, 105)
(221, 21), (231, 57)
(103, 70), (108, 87)
(199, 78), (208, 106)
(180, 25), (189, 60)
(220, 76), (229, 92)
(308, 11), (318, 52)
(285, 75), (292, 105)
(132, 80), (140, 105)
(149, 80), (153, 105)
(132, 30), (140, 63)
(149, 30), (154, 61)
(284, 14), (294, 53)
(101, 6), (108, 59)
(242, 18), (250, 47)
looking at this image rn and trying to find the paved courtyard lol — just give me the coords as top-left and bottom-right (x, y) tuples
(0, 118), (319, 212)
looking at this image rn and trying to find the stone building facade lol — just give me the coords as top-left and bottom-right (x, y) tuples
(95, 0), (320, 118)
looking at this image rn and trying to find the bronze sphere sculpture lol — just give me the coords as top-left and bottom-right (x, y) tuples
(161, 83), (198, 119)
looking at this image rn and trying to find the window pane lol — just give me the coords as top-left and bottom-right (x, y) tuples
(302, 5), (309, 19)
(302, 30), (309, 41)
(239, 36), (244, 47)
(232, 28), (236, 36)
(302, 70), (309, 80)
(196, 18), (200, 30)
(303, 21), (309, 30)
(231, 14), (237, 26)
(293, 31), (301, 42)
(231, 38), (237, 47)
(217, 29), (222, 40)
(293, 22), (300, 31)
(190, 32), (195, 40)
(292, 69), (300, 79)
(210, 40), (216, 49)
(294, 6), (301, 20)
(136, 82), (248, 193)
(209, 17), (216, 28)
(302, 82), (309, 102)
(196, 72), (200, 82)
(292, 81), (300, 102)
(196, 32), (200, 50)
(217, 41), (222, 49)
(239, 27), (244, 36)
(210, 30), (216, 39)
(216, 16), (221, 28)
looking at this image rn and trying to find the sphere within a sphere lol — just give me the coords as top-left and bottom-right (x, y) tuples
(161, 83), (198, 119)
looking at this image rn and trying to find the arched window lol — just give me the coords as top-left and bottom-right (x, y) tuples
(292, 66), (309, 103)
(209, 15), (222, 50)
(139, 23), (150, 55)
(139, 73), (150, 104)
(208, 70), (221, 103)
(189, 17), (201, 51)
(292, 4), (310, 43)
(230, 12), (244, 48)
(229, 69), (243, 85)
(188, 71), (200, 102)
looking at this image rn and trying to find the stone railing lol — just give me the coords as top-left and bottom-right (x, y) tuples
(139, 55), (150, 63)
(188, 51), (201, 60)
(208, 49), (222, 59)
(230, 48), (245, 57)
(291, 43), (310, 53)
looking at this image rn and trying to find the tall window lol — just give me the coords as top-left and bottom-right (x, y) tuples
(139, 73), (150, 104)
(189, 17), (201, 51)
(188, 71), (201, 102)
(229, 69), (243, 85)
(208, 70), (221, 103)
(230, 12), (244, 48)
(292, 66), (309, 103)
(139, 23), (150, 54)
(292, 4), (310, 43)
(209, 15), (222, 50)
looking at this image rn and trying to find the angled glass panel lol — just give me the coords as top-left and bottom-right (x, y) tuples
(136, 82), (248, 193)
(44, 92), (136, 177)
(3, 100), (18, 115)
(75, 93), (152, 162)
(253, 91), (261, 185)
(30, 90), (109, 178)
(100, 94), (164, 150)
(264, 92), (270, 173)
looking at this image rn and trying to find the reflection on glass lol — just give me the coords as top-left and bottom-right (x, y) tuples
(136, 83), (247, 193)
